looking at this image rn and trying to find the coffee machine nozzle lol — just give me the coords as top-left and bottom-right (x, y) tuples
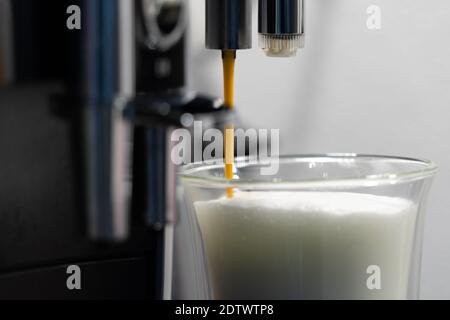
(205, 0), (252, 50)
(205, 0), (305, 57)
(259, 0), (305, 57)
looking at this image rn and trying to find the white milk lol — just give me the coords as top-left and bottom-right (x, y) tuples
(194, 192), (417, 300)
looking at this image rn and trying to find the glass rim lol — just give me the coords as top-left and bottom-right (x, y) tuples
(179, 154), (438, 189)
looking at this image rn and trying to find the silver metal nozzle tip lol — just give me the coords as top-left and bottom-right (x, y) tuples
(259, 34), (305, 58)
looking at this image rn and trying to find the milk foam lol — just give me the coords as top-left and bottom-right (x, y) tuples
(204, 192), (413, 215)
(194, 192), (417, 300)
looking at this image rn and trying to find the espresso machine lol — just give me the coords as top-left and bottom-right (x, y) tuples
(0, 0), (304, 300)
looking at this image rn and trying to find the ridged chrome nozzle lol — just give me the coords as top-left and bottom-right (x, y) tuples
(258, 0), (305, 57)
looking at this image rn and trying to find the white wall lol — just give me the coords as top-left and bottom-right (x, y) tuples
(184, 0), (450, 299)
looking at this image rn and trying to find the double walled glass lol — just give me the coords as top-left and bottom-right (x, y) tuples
(178, 154), (437, 300)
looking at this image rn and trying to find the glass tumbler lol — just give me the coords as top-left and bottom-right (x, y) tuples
(177, 154), (437, 300)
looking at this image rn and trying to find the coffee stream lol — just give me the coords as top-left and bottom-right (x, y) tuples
(222, 50), (236, 198)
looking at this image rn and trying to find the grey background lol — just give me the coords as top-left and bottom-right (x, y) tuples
(177, 0), (450, 300)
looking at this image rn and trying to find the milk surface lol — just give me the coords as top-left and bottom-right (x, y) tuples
(194, 192), (417, 300)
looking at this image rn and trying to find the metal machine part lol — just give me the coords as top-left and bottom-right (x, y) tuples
(205, 0), (305, 57)
(140, 0), (187, 52)
(205, 0), (252, 50)
(258, 0), (305, 57)
(81, 0), (128, 242)
(81, 0), (190, 242)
